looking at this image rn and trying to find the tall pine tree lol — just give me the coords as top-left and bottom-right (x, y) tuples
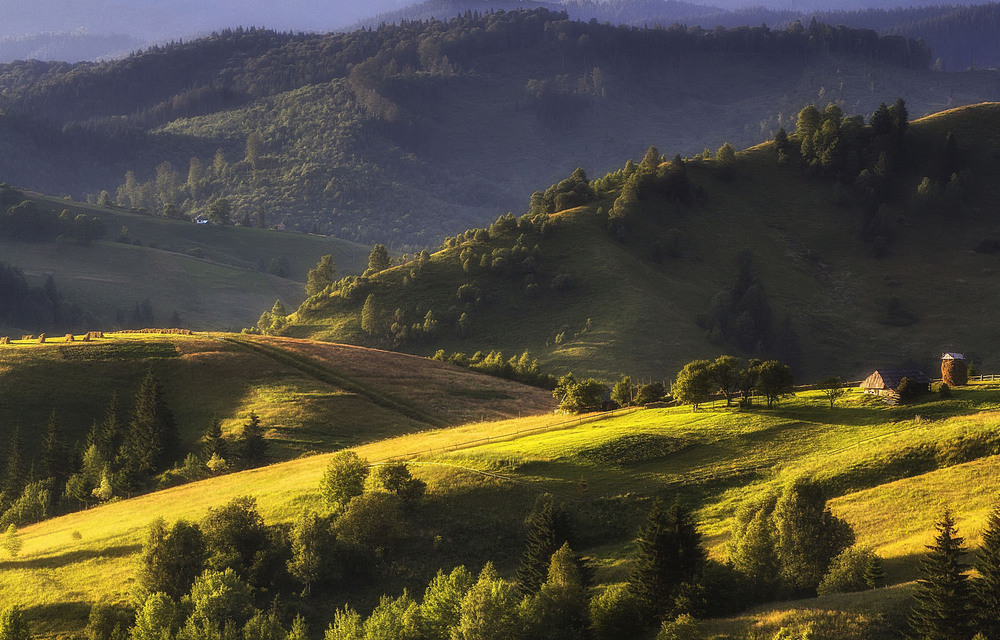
(909, 510), (973, 640)
(973, 506), (1000, 639)
(123, 370), (178, 478)
(628, 500), (705, 621)
(238, 412), (267, 465)
(1, 427), (26, 508)
(41, 410), (69, 492)
(203, 418), (228, 461)
(516, 494), (573, 595)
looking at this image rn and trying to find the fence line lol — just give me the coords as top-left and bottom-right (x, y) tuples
(371, 406), (641, 464)
(969, 374), (1000, 382)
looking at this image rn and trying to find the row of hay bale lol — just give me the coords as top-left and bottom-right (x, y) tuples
(112, 328), (194, 335)
(0, 331), (105, 344)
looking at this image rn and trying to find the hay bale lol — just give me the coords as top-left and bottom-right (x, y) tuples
(81, 333), (91, 342)
(942, 358), (968, 386)
(0, 337), (9, 345)
(37, 333), (46, 343)
(65, 333), (75, 342)
(21, 335), (33, 341)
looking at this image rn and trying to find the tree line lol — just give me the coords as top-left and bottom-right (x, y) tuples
(0, 372), (274, 534)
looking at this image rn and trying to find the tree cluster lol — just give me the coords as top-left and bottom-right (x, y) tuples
(0, 262), (84, 334)
(908, 506), (1000, 640)
(727, 478), (856, 601)
(433, 349), (557, 389)
(63, 371), (180, 506)
(673, 355), (794, 410)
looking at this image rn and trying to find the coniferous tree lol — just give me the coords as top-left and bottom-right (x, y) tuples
(516, 494), (574, 595)
(628, 500), (705, 621)
(306, 254), (337, 296)
(1, 427), (26, 509)
(203, 418), (228, 461)
(95, 393), (125, 464)
(973, 506), (1000, 638)
(41, 410), (69, 493)
(238, 412), (268, 465)
(909, 510), (973, 640)
(124, 370), (178, 477)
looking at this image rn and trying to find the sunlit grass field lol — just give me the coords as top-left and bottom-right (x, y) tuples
(5, 382), (1000, 637)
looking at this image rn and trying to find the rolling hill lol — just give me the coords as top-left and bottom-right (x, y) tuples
(279, 102), (1000, 382)
(0, 331), (554, 476)
(0, 10), (997, 247)
(5, 380), (1000, 638)
(0, 191), (370, 332)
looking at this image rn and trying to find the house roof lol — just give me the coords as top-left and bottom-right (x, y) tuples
(860, 369), (931, 390)
(942, 352), (965, 360)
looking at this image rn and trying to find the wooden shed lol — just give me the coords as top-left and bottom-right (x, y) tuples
(860, 369), (931, 396)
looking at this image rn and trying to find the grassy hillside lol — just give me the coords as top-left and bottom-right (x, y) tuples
(0, 332), (554, 470)
(283, 102), (1000, 382)
(0, 193), (368, 331)
(6, 383), (1000, 638)
(1, 11), (997, 245)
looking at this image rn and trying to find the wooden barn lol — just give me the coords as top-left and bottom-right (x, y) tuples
(860, 369), (931, 396)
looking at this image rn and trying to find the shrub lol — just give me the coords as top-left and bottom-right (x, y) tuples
(0, 607), (30, 640)
(817, 547), (884, 595)
(588, 584), (644, 640)
(335, 492), (405, 551)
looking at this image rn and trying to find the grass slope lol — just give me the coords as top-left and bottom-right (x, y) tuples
(0, 332), (554, 469)
(7, 383), (1000, 638)
(286, 103), (1000, 382)
(2, 194), (369, 330)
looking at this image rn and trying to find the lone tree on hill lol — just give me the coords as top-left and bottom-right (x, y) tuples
(909, 510), (973, 640)
(238, 412), (268, 465)
(821, 376), (846, 409)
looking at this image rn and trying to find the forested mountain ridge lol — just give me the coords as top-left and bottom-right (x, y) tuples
(0, 9), (996, 247)
(362, 1), (1000, 71)
(279, 102), (1000, 382)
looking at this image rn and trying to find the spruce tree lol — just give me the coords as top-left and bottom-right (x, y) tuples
(516, 494), (573, 595)
(909, 510), (973, 640)
(973, 506), (1000, 639)
(41, 410), (68, 491)
(238, 412), (268, 465)
(628, 500), (705, 621)
(96, 393), (126, 464)
(203, 418), (228, 461)
(2, 427), (26, 508)
(124, 370), (178, 477)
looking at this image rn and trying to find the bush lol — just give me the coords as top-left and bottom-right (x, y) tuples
(588, 584), (645, 640)
(365, 462), (426, 505)
(0, 606), (29, 640)
(816, 547), (884, 595)
(657, 614), (699, 640)
(335, 492), (405, 551)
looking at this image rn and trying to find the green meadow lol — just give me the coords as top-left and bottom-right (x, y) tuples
(4, 379), (1000, 638)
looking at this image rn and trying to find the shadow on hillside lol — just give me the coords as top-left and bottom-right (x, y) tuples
(0, 542), (141, 571)
(882, 551), (922, 585)
(22, 601), (92, 634)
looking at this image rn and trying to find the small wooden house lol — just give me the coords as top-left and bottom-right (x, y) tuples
(860, 369), (931, 396)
